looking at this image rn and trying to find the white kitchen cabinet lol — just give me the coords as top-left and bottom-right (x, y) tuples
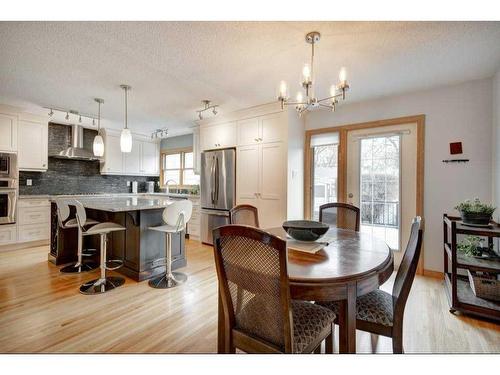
(236, 144), (260, 204)
(124, 139), (142, 174)
(101, 130), (159, 176)
(0, 112), (18, 152)
(237, 113), (284, 146)
(18, 119), (48, 171)
(102, 132), (123, 174)
(236, 141), (286, 229)
(187, 196), (201, 239)
(17, 199), (50, 244)
(140, 140), (159, 175)
(0, 225), (17, 246)
(200, 122), (236, 151)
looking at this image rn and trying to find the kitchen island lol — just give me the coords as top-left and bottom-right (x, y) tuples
(49, 195), (186, 281)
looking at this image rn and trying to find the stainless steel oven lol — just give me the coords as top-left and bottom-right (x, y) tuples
(0, 189), (17, 224)
(0, 153), (16, 178)
(0, 153), (18, 225)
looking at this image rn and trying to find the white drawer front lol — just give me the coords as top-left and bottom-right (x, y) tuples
(188, 223), (200, 236)
(18, 199), (50, 208)
(18, 206), (50, 225)
(0, 225), (17, 245)
(18, 223), (50, 242)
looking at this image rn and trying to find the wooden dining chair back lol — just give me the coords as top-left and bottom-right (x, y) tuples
(392, 216), (423, 326)
(229, 204), (260, 228)
(319, 203), (360, 231)
(213, 225), (293, 353)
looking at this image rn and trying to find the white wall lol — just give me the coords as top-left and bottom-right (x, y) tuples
(493, 70), (500, 223)
(305, 78), (493, 272)
(287, 108), (305, 220)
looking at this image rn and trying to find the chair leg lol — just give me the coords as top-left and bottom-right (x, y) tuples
(60, 227), (97, 273)
(392, 326), (404, 354)
(325, 324), (334, 354)
(149, 232), (188, 289)
(79, 233), (125, 295)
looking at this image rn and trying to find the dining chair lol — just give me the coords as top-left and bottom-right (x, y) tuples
(229, 204), (259, 228)
(212, 225), (336, 354)
(318, 216), (423, 353)
(319, 202), (360, 231)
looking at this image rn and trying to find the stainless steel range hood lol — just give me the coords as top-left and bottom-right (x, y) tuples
(50, 124), (102, 161)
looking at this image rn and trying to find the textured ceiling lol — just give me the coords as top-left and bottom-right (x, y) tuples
(0, 21), (499, 134)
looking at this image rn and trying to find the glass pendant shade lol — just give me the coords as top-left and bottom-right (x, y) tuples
(120, 128), (132, 153)
(93, 134), (104, 157)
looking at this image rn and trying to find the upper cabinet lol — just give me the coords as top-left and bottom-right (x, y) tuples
(237, 113), (285, 146)
(200, 121), (237, 151)
(140, 140), (159, 175)
(18, 118), (48, 171)
(0, 112), (18, 152)
(101, 129), (159, 176)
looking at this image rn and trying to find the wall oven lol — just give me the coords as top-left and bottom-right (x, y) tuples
(0, 153), (18, 225)
(0, 189), (17, 224)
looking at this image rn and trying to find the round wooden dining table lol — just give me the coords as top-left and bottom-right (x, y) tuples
(217, 226), (394, 354)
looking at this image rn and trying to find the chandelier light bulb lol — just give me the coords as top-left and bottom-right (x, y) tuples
(339, 67), (347, 83)
(278, 80), (288, 99)
(296, 91), (303, 103)
(330, 85), (337, 97)
(302, 63), (312, 83)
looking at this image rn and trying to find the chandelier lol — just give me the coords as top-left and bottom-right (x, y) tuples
(277, 31), (350, 116)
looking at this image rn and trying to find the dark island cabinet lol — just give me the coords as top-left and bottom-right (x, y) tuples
(49, 202), (186, 282)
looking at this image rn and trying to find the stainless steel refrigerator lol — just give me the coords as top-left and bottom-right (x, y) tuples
(200, 148), (236, 245)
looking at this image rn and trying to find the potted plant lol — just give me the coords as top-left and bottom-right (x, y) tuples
(457, 236), (484, 257)
(455, 198), (496, 226)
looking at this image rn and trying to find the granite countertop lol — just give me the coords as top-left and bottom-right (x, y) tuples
(19, 192), (200, 200)
(46, 195), (176, 212)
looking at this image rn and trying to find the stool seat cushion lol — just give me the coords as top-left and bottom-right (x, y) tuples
(149, 224), (183, 233)
(64, 218), (99, 228)
(84, 222), (126, 235)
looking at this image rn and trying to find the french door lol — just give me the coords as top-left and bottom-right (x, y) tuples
(346, 123), (418, 263)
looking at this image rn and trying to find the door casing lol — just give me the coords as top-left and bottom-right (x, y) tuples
(304, 115), (425, 274)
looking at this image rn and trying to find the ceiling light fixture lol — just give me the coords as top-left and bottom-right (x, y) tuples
(93, 98), (105, 157)
(196, 100), (219, 120)
(48, 108), (54, 117)
(277, 31), (350, 116)
(65, 111), (70, 120)
(120, 84), (133, 153)
(151, 128), (169, 139)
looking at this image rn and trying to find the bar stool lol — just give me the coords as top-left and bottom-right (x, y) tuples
(148, 200), (193, 289)
(55, 199), (99, 273)
(72, 200), (127, 295)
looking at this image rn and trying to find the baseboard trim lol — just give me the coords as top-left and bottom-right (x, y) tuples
(0, 240), (49, 252)
(423, 269), (444, 279)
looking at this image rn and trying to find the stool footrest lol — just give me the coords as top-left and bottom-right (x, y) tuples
(105, 259), (124, 271)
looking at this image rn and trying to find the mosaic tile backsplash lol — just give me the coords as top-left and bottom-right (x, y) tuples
(19, 123), (159, 195)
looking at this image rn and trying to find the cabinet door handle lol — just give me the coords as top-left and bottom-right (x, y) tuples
(254, 138), (258, 142)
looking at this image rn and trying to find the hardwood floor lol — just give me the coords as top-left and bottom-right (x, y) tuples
(0, 240), (499, 353)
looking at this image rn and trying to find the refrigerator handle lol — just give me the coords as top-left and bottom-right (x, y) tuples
(215, 156), (220, 203)
(210, 155), (216, 204)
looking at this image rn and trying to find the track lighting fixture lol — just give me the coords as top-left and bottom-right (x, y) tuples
(48, 108), (54, 117)
(65, 112), (69, 120)
(196, 100), (219, 120)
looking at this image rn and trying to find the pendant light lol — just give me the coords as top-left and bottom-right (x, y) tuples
(93, 98), (105, 157)
(120, 84), (133, 153)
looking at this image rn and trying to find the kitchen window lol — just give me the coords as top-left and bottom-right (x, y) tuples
(161, 148), (200, 187)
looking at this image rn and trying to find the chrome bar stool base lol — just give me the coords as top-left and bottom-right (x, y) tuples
(60, 262), (98, 273)
(79, 276), (125, 295)
(148, 272), (187, 289)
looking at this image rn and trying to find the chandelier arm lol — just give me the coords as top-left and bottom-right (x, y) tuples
(319, 103), (334, 108)
(285, 101), (308, 106)
(317, 94), (344, 103)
